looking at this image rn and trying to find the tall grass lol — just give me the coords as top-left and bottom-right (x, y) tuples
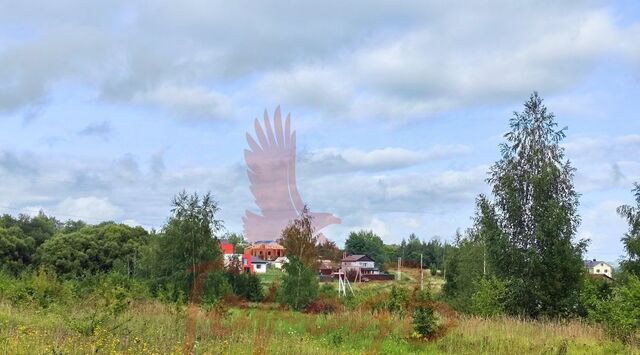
(1, 300), (636, 354)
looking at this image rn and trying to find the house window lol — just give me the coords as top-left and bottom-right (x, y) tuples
(596, 269), (600, 273)
(256, 264), (262, 269)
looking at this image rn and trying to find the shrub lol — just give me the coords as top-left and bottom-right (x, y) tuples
(412, 306), (438, 338)
(579, 274), (613, 317)
(0, 268), (74, 308)
(277, 256), (318, 310)
(589, 276), (640, 344)
(245, 273), (263, 302)
(470, 276), (507, 317)
(386, 285), (409, 317)
(68, 277), (132, 335)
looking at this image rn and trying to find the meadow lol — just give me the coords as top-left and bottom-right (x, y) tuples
(1, 299), (634, 354)
(1, 269), (637, 355)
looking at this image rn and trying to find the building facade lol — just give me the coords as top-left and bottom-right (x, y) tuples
(245, 240), (286, 261)
(584, 259), (613, 278)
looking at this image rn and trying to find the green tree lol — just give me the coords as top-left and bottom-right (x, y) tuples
(278, 256), (318, 310)
(485, 92), (586, 317)
(617, 183), (640, 277)
(589, 275), (640, 343)
(345, 230), (387, 269)
(442, 229), (484, 312)
(137, 191), (223, 301)
(470, 276), (507, 317)
(279, 206), (318, 268)
(0, 226), (35, 274)
(223, 232), (249, 254)
(317, 240), (342, 261)
(36, 223), (148, 278)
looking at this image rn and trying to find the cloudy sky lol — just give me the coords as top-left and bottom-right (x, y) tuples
(1, 1), (639, 261)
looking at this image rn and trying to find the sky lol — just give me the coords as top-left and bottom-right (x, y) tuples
(0, 1), (639, 261)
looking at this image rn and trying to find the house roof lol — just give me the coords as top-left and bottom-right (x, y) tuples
(342, 254), (374, 262)
(251, 256), (268, 263)
(584, 260), (610, 268)
(274, 256), (289, 263)
(247, 241), (285, 249)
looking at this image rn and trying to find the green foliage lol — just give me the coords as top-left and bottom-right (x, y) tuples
(0, 268), (74, 308)
(278, 256), (318, 310)
(36, 222), (148, 278)
(589, 276), (640, 344)
(0, 226), (34, 274)
(412, 306), (438, 338)
(0, 212), (60, 248)
(223, 232), (249, 254)
(386, 285), (409, 317)
(317, 240), (342, 262)
(579, 274), (613, 317)
(396, 234), (444, 270)
(138, 191), (223, 301)
(470, 276), (507, 317)
(224, 270), (263, 302)
(279, 206), (318, 267)
(68, 276), (132, 335)
(617, 183), (640, 278)
(442, 230), (484, 312)
(345, 230), (387, 269)
(483, 93), (585, 318)
(202, 271), (233, 304)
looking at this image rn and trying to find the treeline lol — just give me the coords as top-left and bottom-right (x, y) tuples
(0, 191), (265, 309)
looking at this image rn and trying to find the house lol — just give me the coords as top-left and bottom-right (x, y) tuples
(251, 256), (268, 274)
(219, 239), (253, 273)
(245, 240), (286, 261)
(341, 254), (380, 275)
(584, 259), (613, 278)
(271, 256), (289, 269)
(318, 259), (337, 275)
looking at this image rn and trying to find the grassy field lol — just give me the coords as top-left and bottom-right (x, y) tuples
(0, 267), (636, 354)
(1, 300), (636, 354)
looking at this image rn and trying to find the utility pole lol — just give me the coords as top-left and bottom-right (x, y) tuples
(443, 241), (446, 280)
(483, 238), (487, 276)
(397, 257), (402, 281)
(420, 253), (424, 291)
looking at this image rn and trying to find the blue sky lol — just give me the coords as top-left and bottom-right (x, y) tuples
(0, 1), (639, 261)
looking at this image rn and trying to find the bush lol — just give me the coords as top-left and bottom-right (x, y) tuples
(579, 274), (613, 317)
(589, 276), (640, 344)
(277, 256), (318, 310)
(0, 268), (74, 308)
(413, 306), (438, 338)
(224, 271), (263, 302)
(470, 276), (506, 317)
(386, 285), (409, 317)
(68, 276), (132, 335)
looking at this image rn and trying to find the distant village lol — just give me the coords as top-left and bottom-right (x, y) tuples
(220, 238), (612, 283)
(219, 239), (394, 281)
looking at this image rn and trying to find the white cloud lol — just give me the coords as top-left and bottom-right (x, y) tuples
(54, 197), (122, 221)
(132, 84), (233, 120)
(1, 1), (638, 121)
(301, 145), (470, 173)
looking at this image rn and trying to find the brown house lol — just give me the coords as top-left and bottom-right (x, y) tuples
(244, 240), (286, 261)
